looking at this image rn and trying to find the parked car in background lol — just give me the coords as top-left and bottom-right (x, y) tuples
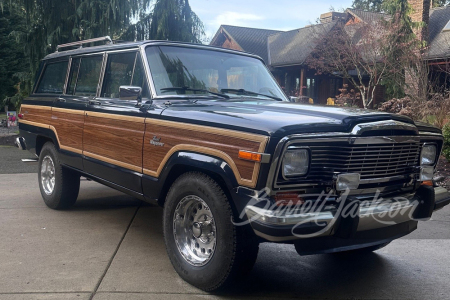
(16, 37), (450, 292)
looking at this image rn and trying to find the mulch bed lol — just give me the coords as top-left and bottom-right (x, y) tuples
(435, 156), (450, 189)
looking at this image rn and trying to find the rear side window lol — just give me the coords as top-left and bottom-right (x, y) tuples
(72, 55), (103, 97)
(101, 52), (149, 99)
(36, 61), (68, 94)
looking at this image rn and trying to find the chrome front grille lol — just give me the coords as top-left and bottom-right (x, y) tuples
(309, 142), (421, 180)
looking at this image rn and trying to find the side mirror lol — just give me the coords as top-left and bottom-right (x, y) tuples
(119, 86), (142, 101)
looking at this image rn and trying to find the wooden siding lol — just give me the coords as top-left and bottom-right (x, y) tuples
(83, 112), (145, 173)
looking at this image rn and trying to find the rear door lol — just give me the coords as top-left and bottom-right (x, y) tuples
(50, 55), (103, 169)
(82, 50), (150, 194)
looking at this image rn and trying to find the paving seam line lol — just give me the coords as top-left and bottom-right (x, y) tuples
(89, 201), (142, 300)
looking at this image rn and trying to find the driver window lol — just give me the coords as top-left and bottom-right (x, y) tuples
(101, 52), (149, 99)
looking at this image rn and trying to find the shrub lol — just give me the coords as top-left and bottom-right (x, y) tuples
(442, 123), (450, 161)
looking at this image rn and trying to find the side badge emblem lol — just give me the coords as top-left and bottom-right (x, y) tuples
(150, 136), (165, 147)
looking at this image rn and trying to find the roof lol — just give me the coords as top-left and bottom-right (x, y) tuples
(427, 5), (450, 59)
(346, 8), (390, 24)
(43, 40), (261, 61)
(267, 22), (337, 67)
(211, 25), (282, 63)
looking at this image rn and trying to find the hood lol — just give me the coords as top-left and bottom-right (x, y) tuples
(158, 99), (419, 137)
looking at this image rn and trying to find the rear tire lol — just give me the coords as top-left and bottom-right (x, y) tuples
(38, 142), (80, 209)
(163, 172), (259, 292)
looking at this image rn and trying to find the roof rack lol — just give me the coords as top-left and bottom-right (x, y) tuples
(56, 36), (113, 52)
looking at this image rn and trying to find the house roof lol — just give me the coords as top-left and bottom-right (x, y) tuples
(210, 25), (282, 63)
(211, 6), (450, 67)
(267, 21), (337, 67)
(346, 8), (390, 24)
(427, 5), (450, 59)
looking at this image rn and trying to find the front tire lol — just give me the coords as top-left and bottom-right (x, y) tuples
(163, 172), (259, 292)
(38, 142), (80, 209)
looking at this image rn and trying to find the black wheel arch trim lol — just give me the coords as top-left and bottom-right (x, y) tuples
(142, 150), (241, 206)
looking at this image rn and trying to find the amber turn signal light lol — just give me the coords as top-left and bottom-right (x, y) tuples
(274, 192), (305, 206)
(238, 150), (262, 162)
(421, 180), (433, 186)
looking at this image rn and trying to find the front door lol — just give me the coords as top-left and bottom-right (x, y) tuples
(82, 50), (150, 194)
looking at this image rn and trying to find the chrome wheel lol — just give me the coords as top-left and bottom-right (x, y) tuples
(40, 155), (56, 195)
(173, 195), (217, 266)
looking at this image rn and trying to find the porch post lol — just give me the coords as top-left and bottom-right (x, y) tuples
(299, 67), (305, 96)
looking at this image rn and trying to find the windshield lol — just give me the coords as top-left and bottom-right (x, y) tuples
(145, 46), (287, 101)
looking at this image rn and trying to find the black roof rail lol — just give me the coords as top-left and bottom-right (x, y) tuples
(56, 36), (113, 52)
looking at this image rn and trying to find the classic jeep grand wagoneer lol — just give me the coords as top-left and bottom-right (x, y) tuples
(16, 36), (450, 291)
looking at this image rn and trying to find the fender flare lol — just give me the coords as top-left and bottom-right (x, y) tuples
(142, 150), (240, 205)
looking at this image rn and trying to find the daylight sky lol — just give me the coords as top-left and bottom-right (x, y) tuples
(189, 0), (354, 40)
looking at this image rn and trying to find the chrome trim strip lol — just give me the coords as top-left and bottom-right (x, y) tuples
(63, 57), (72, 95)
(140, 45), (157, 99)
(419, 131), (443, 136)
(96, 52), (108, 98)
(351, 120), (418, 135)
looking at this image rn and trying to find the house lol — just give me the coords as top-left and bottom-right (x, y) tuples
(210, 1), (450, 106)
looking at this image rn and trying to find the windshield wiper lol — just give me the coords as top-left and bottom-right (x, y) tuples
(220, 88), (282, 101)
(160, 86), (230, 99)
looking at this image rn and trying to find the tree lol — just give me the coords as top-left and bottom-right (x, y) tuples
(0, 6), (29, 111)
(352, 0), (384, 12)
(433, 0), (450, 7)
(353, 0), (450, 11)
(0, 0), (204, 108)
(122, 0), (205, 43)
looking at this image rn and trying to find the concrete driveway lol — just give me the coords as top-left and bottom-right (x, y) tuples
(1, 146), (450, 299)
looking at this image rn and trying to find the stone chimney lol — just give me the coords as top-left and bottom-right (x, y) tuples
(409, 0), (432, 42)
(320, 12), (347, 24)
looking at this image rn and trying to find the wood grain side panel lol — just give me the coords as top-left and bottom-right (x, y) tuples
(83, 114), (145, 170)
(21, 104), (52, 124)
(142, 122), (268, 187)
(51, 111), (84, 152)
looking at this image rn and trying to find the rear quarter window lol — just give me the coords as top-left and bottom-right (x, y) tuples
(35, 61), (68, 94)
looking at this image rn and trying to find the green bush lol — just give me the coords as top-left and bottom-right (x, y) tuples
(442, 123), (450, 161)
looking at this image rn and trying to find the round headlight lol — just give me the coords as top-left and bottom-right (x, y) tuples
(421, 144), (437, 166)
(282, 149), (310, 177)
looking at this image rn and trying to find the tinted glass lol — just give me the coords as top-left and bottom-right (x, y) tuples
(102, 52), (136, 98)
(75, 56), (103, 97)
(67, 58), (80, 95)
(36, 61), (68, 94)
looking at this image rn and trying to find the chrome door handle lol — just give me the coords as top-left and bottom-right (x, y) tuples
(56, 98), (66, 102)
(89, 100), (101, 105)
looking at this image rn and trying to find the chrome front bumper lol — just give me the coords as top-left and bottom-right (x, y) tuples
(245, 186), (450, 242)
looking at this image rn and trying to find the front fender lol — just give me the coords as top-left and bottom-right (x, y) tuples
(142, 151), (240, 205)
